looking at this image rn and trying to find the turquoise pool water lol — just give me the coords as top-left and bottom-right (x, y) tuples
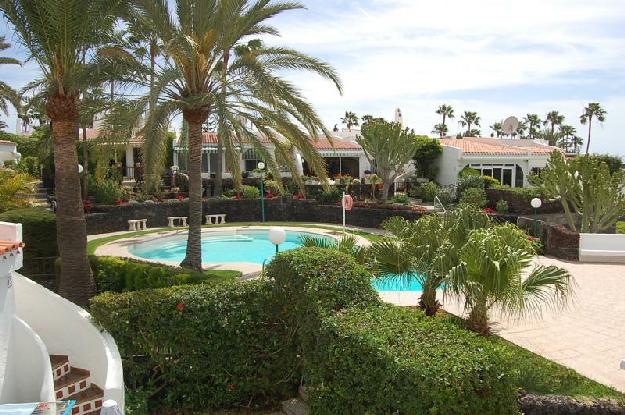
(129, 229), (332, 264)
(129, 229), (423, 292)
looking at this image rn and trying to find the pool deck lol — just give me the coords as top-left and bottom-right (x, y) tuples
(91, 226), (625, 393)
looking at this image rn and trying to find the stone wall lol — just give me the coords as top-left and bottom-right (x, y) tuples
(86, 199), (423, 235)
(518, 217), (580, 261)
(486, 188), (562, 214)
(519, 393), (624, 415)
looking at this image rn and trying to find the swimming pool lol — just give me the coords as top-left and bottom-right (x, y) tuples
(129, 229), (335, 264)
(372, 274), (423, 292)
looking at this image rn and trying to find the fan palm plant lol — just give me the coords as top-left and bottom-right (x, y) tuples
(558, 125), (577, 153)
(544, 110), (565, 145)
(523, 114), (541, 139)
(446, 224), (572, 335)
(341, 111), (359, 131)
(459, 111), (480, 137)
(0, 35), (21, 116)
(580, 102), (607, 155)
(370, 206), (492, 316)
(300, 234), (367, 264)
(0, 0), (135, 305)
(133, 0), (341, 271)
(435, 104), (454, 138)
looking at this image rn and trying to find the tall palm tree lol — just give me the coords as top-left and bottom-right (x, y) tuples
(341, 111), (359, 131)
(490, 121), (503, 138)
(580, 102), (607, 155)
(558, 125), (577, 153)
(515, 120), (528, 139)
(459, 111), (480, 137)
(435, 104), (454, 138)
(0, 35), (21, 116)
(134, 0), (341, 271)
(0, 0), (127, 306)
(523, 114), (541, 139)
(432, 123), (447, 137)
(447, 224), (572, 335)
(543, 110), (565, 145)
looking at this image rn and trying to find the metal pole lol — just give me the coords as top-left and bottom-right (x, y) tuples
(260, 175), (265, 222)
(533, 208), (538, 237)
(342, 192), (346, 234)
(275, 244), (279, 254)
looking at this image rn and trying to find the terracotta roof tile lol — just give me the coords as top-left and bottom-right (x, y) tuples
(311, 138), (362, 151)
(440, 137), (558, 156)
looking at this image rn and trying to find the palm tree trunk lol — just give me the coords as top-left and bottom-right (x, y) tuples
(50, 113), (95, 306)
(441, 114), (446, 138)
(419, 284), (440, 316)
(467, 302), (490, 335)
(585, 118), (592, 155)
(181, 111), (206, 271)
(81, 127), (88, 198)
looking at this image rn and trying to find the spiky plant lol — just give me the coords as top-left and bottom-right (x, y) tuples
(0, 0), (139, 305)
(131, 0), (342, 271)
(446, 224), (572, 335)
(300, 234), (367, 265)
(0, 35), (21, 117)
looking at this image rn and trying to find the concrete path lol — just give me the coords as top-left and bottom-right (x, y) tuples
(382, 257), (625, 392)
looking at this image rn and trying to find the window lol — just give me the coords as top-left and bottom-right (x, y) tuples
(243, 148), (263, 172)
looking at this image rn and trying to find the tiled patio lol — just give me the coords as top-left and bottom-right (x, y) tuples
(381, 257), (625, 392)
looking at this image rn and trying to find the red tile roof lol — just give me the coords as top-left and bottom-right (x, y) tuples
(311, 138), (362, 151)
(440, 137), (559, 156)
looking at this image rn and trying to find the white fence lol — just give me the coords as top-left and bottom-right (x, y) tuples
(579, 233), (625, 264)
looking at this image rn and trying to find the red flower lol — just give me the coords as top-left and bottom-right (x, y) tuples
(176, 303), (185, 312)
(483, 207), (494, 214)
(115, 199), (123, 206)
(233, 193), (241, 200)
(176, 194), (185, 201)
(227, 384), (236, 392)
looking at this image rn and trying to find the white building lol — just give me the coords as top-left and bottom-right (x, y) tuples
(0, 140), (21, 166)
(435, 137), (559, 187)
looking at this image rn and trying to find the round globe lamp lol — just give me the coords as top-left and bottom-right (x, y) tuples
(268, 227), (287, 254)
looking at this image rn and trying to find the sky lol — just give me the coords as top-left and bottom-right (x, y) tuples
(1, 0), (624, 156)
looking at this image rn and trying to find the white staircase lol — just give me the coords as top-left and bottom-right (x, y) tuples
(51, 355), (104, 414)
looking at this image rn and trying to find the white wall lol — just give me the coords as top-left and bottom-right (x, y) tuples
(435, 146), (462, 186)
(0, 142), (20, 166)
(579, 233), (625, 263)
(14, 275), (124, 410)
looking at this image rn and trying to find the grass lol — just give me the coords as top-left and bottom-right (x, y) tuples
(617, 221), (625, 234)
(87, 222), (386, 255)
(437, 312), (624, 401)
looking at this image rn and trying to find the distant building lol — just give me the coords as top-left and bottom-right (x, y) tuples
(0, 140), (21, 166)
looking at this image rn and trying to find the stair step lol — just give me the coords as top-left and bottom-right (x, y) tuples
(50, 355), (70, 381)
(54, 367), (91, 400)
(67, 384), (104, 415)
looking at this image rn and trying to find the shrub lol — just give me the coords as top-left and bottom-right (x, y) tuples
(392, 192), (409, 204)
(263, 179), (283, 195)
(418, 181), (438, 202)
(459, 166), (481, 177)
(0, 169), (35, 213)
(617, 221), (625, 235)
(16, 156), (40, 177)
(460, 187), (487, 208)
(482, 175), (500, 189)
(493, 184), (544, 199)
(240, 184), (260, 199)
(457, 174), (485, 196)
(91, 281), (297, 413)
(90, 179), (124, 204)
(88, 256), (238, 293)
(496, 199), (510, 214)
(435, 185), (455, 205)
(316, 187), (342, 204)
(307, 305), (519, 415)
(0, 207), (57, 258)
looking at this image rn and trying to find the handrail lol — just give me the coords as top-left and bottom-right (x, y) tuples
(434, 196), (446, 212)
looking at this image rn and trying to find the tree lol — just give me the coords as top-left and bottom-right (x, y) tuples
(0, 168), (34, 212)
(540, 151), (625, 233)
(0, 0), (131, 305)
(435, 104), (454, 138)
(135, 0), (341, 271)
(0, 35), (21, 117)
(412, 136), (442, 180)
(515, 119), (528, 139)
(357, 119), (420, 201)
(580, 102), (607, 155)
(523, 114), (541, 139)
(490, 121), (503, 138)
(543, 110), (565, 145)
(447, 224), (572, 335)
(558, 125), (577, 153)
(371, 206), (492, 316)
(459, 111), (480, 137)
(341, 111), (359, 131)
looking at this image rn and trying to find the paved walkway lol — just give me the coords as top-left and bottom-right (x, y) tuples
(382, 257), (625, 392)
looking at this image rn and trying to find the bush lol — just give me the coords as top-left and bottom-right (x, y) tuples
(16, 156), (40, 177)
(418, 181), (438, 202)
(307, 305), (518, 415)
(460, 187), (487, 208)
(435, 185), (455, 205)
(91, 281), (297, 413)
(316, 187), (342, 204)
(0, 207), (57, 258)
(482, 175), (500, 189)
(493, 184), (544, 199)
(457, 174), (485, 196)
(240, 184), (260, 199)
(90, 179), (124, 204)
(264, 179), (283, 195)
(0, 169), (35, 213)
(617, 221), (625, 235)
(459, 166), (481, 177)
(496, 199), (510, 214)
(88, 256), (238, 293)
(392, 192), (409, 204)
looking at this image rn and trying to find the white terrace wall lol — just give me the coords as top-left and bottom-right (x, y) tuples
(579, 233), (625, 264)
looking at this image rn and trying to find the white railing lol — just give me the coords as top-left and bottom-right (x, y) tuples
(579, 233), (625, 263)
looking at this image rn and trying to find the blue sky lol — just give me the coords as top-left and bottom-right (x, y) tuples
(2, 0), (625, 156)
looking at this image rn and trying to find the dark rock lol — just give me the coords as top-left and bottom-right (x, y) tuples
(519, 392), (625, 415)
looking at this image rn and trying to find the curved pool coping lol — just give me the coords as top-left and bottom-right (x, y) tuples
(94, 225), (371, 277)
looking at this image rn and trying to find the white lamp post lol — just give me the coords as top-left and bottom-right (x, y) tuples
(530, 198), (542, 236)
(257, 162), (266, 222)
(268, 227), (286, 254)
(78, 164), (84, 174)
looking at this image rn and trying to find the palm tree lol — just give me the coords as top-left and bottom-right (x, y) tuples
(515, 120), (528, 139)
(0, 0), (128, 306)
(459, 111), (480, 137)
(435, 104), (454, 138)
(523, 114), (541, 139)
(0, 35), (21, 116)
(447, 224), (572, 335)
(558, 125), (577, 153)
(490, 121), (503, 138)
(135, 0), (341, 271)
(580, 102), (607, 155)
(341, 111), (359, 131)
(543, 110), (565, 145)
(431, 123), (447, 137)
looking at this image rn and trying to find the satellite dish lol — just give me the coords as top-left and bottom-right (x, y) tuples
(502, 116), (519, 136)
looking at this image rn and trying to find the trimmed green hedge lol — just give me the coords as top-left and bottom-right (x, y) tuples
(308, 306), (519, 415)
(91, 281), (296, 412)
(89, 256), (239, 293)
(617, 221), (625, 235)
(0, 207), (57, 258)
